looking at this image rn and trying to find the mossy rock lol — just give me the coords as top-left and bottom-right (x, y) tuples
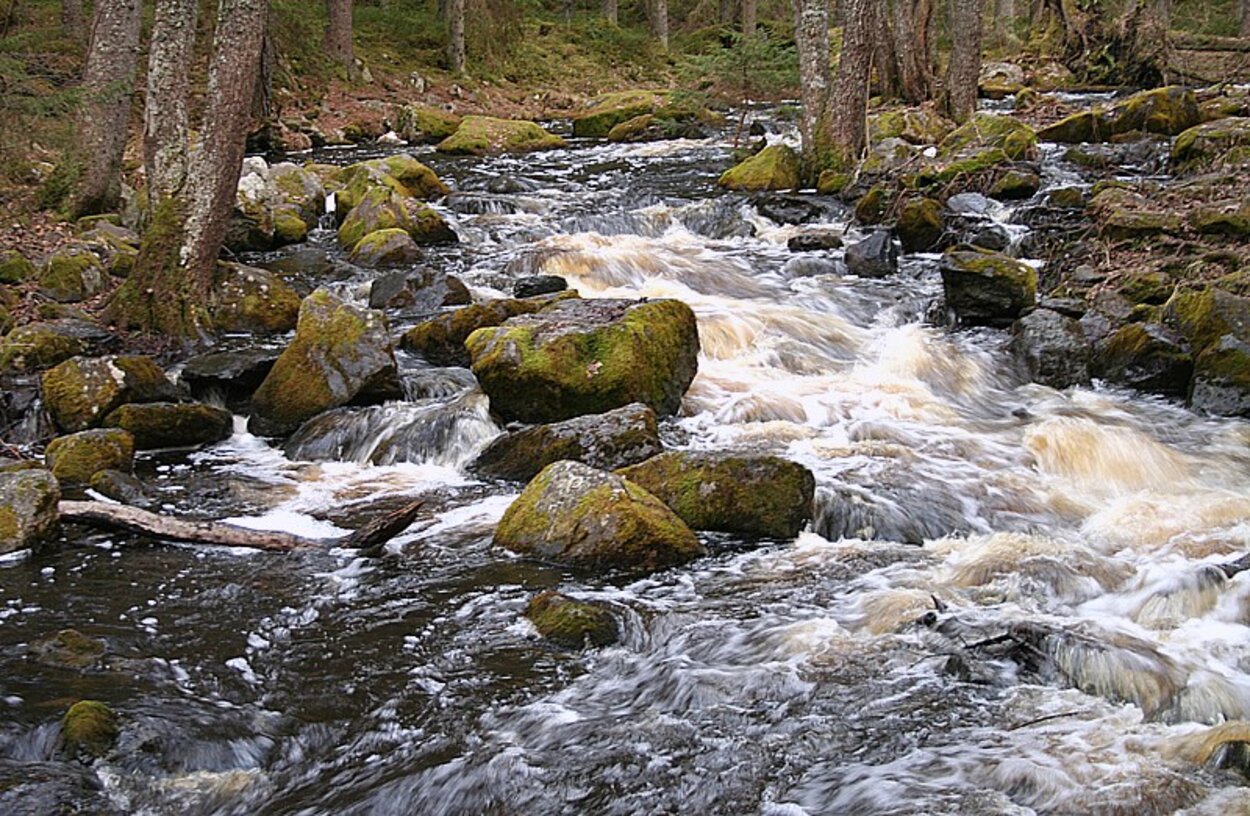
(102, 402), (233, 450)
(38, 247), (105, 304)
(210, 262), (301, 334)
(1047, 187), (1087, 209)
(1116, 271), (1175, 305)
(0, 305), (11, 337)
(396, 104), (462, 144)
(571, 90), (674, 138)
(526, 591), (619, 648)
(1162, 287), (1250, 356)
(1101, 209), (1184, 240)
(860, 137), (919, 178)
(272, 206), (308, 245)
(61, 701), (118, 760)
(45, 428), (134, 484)
(1093, 322), (1193, 396)
(0, 250), (35, 284)
(1040, 86), (1201, 143)
(400, 294), (575, 367)
(939, 247), (1037, 326)
(437, 116), (567, 156)
(896, 197), (944, 252)
(472, 402), (662, 482)
(867, 108), (955, 146)
(0, 320), (104, 374)
(989, 170), (1041, 200)
(267, 162), (326, 223)
(466, 298), (700, 424)
(249, 289), (402, 437)
(336, 155), (449, 209)
(41, 355), (177, 433)
(337, 186), (457, 251)
(717, 145), (800, 192)
(30, 629), (106, 670)
(937, 113), (1037, 161)
(854, 185), (891, 225)
(1190, 205), (1250, 238)
(89, 469), (157, 509)
(0, 469), (60, 554)
(348, 228), (422, 268)
(1008, 308), (1091, 389)
(606, 109), (717, 143)
(617, 451), (815, 539)
(493, 460), (703, 574)
(1190, 335), (1250, 417)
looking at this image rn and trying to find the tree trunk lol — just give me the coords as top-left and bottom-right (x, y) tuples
(993, 0), (1016, 42)
(61, 0), (85, 41)
(447, 0), (465, 74)
(880, 0), (936, 104)
(110, 0), (268, 339)
(324, 0), (354, 71)
(1243, 0), (1250, 39)
(144, 0), (197, 202)
(603, 0), (617, 25)
(719, 0), (734, 25)
(68, 0), (143, 219)
(651, 0), (668, 51)
(742, 0), (756, 35)
(828, 0), (873, 167)
(945, 0), (982, 124)
(795, 0), (832, 171)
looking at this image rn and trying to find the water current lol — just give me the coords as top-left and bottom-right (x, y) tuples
(5, 102), (1250, 814)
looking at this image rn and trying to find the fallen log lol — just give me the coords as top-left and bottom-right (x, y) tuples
(58, 499), (425, 554)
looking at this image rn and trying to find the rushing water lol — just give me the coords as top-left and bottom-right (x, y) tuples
(5, 106), (1250, 815)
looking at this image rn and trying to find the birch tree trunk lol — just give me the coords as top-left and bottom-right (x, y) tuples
(651, 0), (669, 51)
(603, 0), (618, 25)
(68, 0), (143, 219)
(324, 0), (354, 71)
(144, 0), (197, 201)
(795, 0), (832, 170)
(945, 0), (983, 124)
(828, 0), (873, 167)
(448, 0), (465, 74)
(61, 0), (85, 41)
(742, 0), (756, 35)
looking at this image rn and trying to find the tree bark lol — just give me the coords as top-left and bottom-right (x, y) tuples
(651, 0), (668, 51)
(795, 0), (832, 170)
(61, 0), (85, 41)
(742, 0), (756, 35)
(447, 0), (465, 74)
(945, 0), (983, 124)
(719, 0), (735, 25)
(880, 0), (936, 104)
(993, 0), (1016, 42)
(324, 0), (354, 71)
(59, 499), (425, 554)
(1243, 0), (1250, 39)
(828, 0), (873, 166)
(603, 0), (617, 25)
(144, 0), (197, 202)
(69, 0), (143, 219)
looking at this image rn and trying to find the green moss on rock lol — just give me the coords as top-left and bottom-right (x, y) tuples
(868, 108), (955, 145)
(349, 228), (422, 268)
(1093, 322), (1194, 396)
(45, 428), (134, 484)
(939, 247), (1037, 326)
(1041, 87), (1201, 143)
(396, 105), (462, 144)
(617, 451), (815, 538)
(41, 355), (176, 432)
(337, 186), (456, 251)
(102, 402), (233, 450)
(938, 114), (1037, 161)
(0, 250), (35, 284)
(38, 247), (105, 303)
(401, 293), (576, 368)
(571, 90), (673, 138)
(210, 262), (301, 335)
(31, 629), (106, 670)
(989, 170), (1041, 200)
(718, 145), (801, 192)
(437, 116), (566, 156)
(61, 700), (118, 759)
(0, 323), (89, 374)
(525, 590), (619, 648)
(1172, 118), (1250, 174)
(0, 469), (59, 554)
(897, 198), (944, 252)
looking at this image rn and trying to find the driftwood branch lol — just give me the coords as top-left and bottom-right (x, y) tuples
(58, 499), (425, 554)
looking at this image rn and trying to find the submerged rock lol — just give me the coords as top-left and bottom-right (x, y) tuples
(844, 230), (899, 278)
(1009, 308), (1091, 388)
(494, 460), (703, 573)
(0, 469), (60, 553)
(939, 248), (1037, 326)
(102, 402), (233, 450)
(41, 355), (177, 432)
(437, 116), (566, 156)
(617, 451), (816, 539)
(400, 295), (573, 367)
(249, 290), (402, 437)
(30, 629), (106, 670)
(45, 428), (134, 484)
(472, 402), (662, 482)
(718, 145), (800, 192)
(60, 701), (118, 760)
(525, 591), (619, 648)
(89, 469), (157, 509)
(466, 297), (700, 424)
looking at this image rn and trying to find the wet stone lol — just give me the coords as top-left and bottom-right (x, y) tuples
(844, 230), (899, 279)
(513, 275), (568, 299)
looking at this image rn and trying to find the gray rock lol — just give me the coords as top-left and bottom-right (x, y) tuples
(939, 249), (1037, 327)
(844, 230), (899, 278)
(1009, 308), (1091, 388)
(787, 229), (844, 252)
(0, 469), (60, 553)
(181, 348), (281, 403)
(513, 275), (568, 299)
(972, 224), (1012, 252)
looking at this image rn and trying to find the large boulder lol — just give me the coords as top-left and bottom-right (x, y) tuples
(180, 348), (281, 404)
(333, 154), (449, 211)
(525, 591), (619, 648)
(1092, 322), (1193, 396)
(369, 269), (469, 314)
(466, 297), (700, 424)
(210, 262), (301, 334)
(572, 90), (676, 137)
(395, 104), (462, 144)
(473, 403), (662, 482)
(493, 460), (703, 573)
(1039, 86), (1201, 143)
(617, 451), (815, 539)
(1191, 335), (1250, 416)
(249, 289), (402, 436)
(227, 158), (324, 252)
(867, 108), (955, 145)
(844, 230), (899, 278)
(1162, 286), (1250, 414)
(0, 469), (60, 554)
(44, 428), (134, 484)
(348, 228), (422, 268)
(937, 113), (1038, 161)
(60, 701), (118, 760)
(102, 402), (233, 450)
(1008, 308), (1091, 388)
(41, 355), (177, 432)
(940, 248), (1037, 326)
(37, 246), (105, 303)
(1171, 117), (1250, 174)
(437, 116), (566, 156)
(897, 198), (945, 252)
(718, 145), (801, 192)
(336, 186), (457, 251)
(400, 295), (574, 367)
(0, 319), (114, 374)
